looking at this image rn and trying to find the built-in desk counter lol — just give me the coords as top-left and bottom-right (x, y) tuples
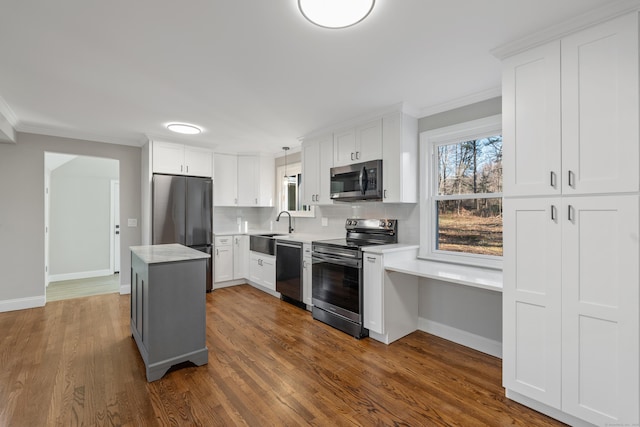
(362, 245), (502, 355)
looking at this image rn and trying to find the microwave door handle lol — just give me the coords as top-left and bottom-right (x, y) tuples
(360, 166), (367, 195)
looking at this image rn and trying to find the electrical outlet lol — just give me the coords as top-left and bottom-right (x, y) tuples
(127, 218), (138, 227)
(322, 217), (328, 227)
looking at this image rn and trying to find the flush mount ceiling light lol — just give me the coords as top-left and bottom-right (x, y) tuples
(166, 123), (202, 135)
(298, 0), (375, 29)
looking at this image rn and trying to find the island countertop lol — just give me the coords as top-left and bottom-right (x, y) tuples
(130, 243), (210, 264)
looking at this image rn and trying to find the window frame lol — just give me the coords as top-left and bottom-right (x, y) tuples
(275, 163), (316, 218)
(419, 114), (503, 270)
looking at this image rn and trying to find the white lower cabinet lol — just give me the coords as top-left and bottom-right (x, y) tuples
(214, 236), (234, 283)
(362, 249), (419, 344)
(233, 235), (249, 280)
(363, 253), (384, 334)
(504, 195), (639, 425)
(249, 252), (276, 291)
(302, 243), (312, 307)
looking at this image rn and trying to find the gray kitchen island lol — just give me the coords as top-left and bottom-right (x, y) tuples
(130, 244), (210, 382)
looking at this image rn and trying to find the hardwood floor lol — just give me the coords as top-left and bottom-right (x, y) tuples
(46, 274), (120, 302)
(0, 284), (565, 426)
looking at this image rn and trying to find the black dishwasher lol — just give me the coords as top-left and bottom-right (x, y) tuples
(275, 240), (303, 307)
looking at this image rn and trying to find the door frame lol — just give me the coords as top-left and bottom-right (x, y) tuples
(110, 179), (120, 274)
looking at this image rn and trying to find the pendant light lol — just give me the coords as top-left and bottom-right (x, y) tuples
(298, 0), (375, 29)
(282, 146), (290, 183)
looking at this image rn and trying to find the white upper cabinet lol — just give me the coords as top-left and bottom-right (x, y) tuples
(153, 141), (213, 177)
(561, 14), (639, 195)
(502, 42), (561, 196)
(503, 13), (639, 196)
(213, 153), (238, 206)
(214, 153), (274, 207)
(333, 118), (382, 167)
(302, 133), (333, 205)
(381, 111), (418, 203)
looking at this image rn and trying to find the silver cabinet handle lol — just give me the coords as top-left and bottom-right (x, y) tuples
(366, 256), (376, 262)
(235, 237), (238, 244)
(181, 165), (183, 172)
(356, 151), (360, 160)
(568, 205), (574, 221)
(383, 189), (387, 199)
(551, 205), (557, 221)
(186, 165), (189, 173)
(550, 171), (557, 188)
(303, 260), (307, 268)
(216, 249), (219, 256)
(234, 198), (238, 205)
(255, 198), (258, 204)
(351, 152), (355, 161)
(568, 170), (575, 188)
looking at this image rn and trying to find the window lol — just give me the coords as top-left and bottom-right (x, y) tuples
(276, 162), (315, 217)
(420, 115), (503, 268)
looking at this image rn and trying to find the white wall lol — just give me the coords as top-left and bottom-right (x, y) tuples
(0, 132), (141, 312)
(49, 156), (118, 278)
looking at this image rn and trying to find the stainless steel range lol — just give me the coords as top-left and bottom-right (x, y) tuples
(311, 218), (398, 338)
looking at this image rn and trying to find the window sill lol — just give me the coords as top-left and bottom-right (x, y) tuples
(384, 257), (503, 293)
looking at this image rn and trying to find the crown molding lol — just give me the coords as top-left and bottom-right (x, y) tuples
(417, 86), (502, 118)
(15, 121), (145, 147)
(492, 0), (640, 59)
(0, 95), (17, 143)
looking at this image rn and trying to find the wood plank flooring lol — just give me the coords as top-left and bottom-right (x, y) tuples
(0, 284), (565, 426)
(46, 274), (120, 302)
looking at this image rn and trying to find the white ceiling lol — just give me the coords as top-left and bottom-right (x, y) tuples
(0, 0), (623, 154)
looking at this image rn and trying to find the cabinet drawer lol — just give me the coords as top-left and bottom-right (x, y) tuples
(215, 236), (233, 246)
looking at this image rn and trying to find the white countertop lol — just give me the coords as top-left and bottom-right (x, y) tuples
(361, 244), (419, 254)
(384, 258), (503, 292)
(130, 244), (210, 264)
(214, 230), (343, 244)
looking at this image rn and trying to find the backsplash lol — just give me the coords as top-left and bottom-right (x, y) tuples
(214, 203), (420, 244)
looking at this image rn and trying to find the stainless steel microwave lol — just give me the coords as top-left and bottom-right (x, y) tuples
(330, 160), (383, 202)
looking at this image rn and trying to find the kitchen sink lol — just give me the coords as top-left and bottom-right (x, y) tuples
(249, 233), (288, 255)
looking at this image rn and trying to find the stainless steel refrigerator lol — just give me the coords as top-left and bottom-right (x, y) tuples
(152, 174), (213, 292)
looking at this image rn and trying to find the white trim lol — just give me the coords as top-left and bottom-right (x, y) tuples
(110, 180), (120, 274)
(417, 86), (502, 118)
(491, 0), (640, 59)
(0, 296), (46, 313)
(48, 269), (113, 283)
(0, 94), (18, 127)
(16, 121), (145, 147)
(420, 115), (503, 269)
(120, 283), (130, 295)
(418, 317), (502, 359)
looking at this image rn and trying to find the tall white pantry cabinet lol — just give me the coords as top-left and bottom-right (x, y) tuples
(501, 12), (639, 426)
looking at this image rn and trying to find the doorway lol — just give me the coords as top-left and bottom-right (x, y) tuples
(44, 153), (120, 302)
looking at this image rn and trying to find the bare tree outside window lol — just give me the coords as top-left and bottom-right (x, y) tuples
(435, 136), (503, 256)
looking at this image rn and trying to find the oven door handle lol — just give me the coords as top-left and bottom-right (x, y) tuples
(312, 253), (361, 268)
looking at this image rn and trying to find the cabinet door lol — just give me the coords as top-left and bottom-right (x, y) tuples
(363, 253), (384, 334)
(561, 195), (639, 425)
(502, 42), (561, 197)
(213, 153), (238, 206)
(561, 14), (639, 195)
(302, 244), (312, 306)
(356, 119), (382, 162)
(184, 147), (213, 177)
(153, 141), (184, 175)
(301, 139), (319, 205)
(237, 156), (258, 206)
(382, 111), (418, 203)
(317, 135), (334, 204)
(256, 155), (274, 207)
(261, 255), (276, 291)
(503, 197), (562, 408)
(214, 244), (233, 282)
(333, 127), (356, 167)
(248, 253), (262, 285)
(233, 235), (249, 280)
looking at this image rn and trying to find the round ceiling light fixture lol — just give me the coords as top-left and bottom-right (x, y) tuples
(298, 0), (375, 29)
(166, 123), (202, 135)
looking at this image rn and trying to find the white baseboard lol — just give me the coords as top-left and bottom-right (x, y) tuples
(505, 390), (592, 427)
(0, 295), (45, 313)
(213, 279), (245, 289)
(120, 283), (131, 295)
(418, 317), (502, 359)
(48, 269), (113, 283)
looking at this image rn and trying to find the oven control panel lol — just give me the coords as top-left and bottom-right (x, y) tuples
(345, 218), (397, 231)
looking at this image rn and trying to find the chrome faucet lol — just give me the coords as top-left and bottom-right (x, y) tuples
(276, 211), (294, 233)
